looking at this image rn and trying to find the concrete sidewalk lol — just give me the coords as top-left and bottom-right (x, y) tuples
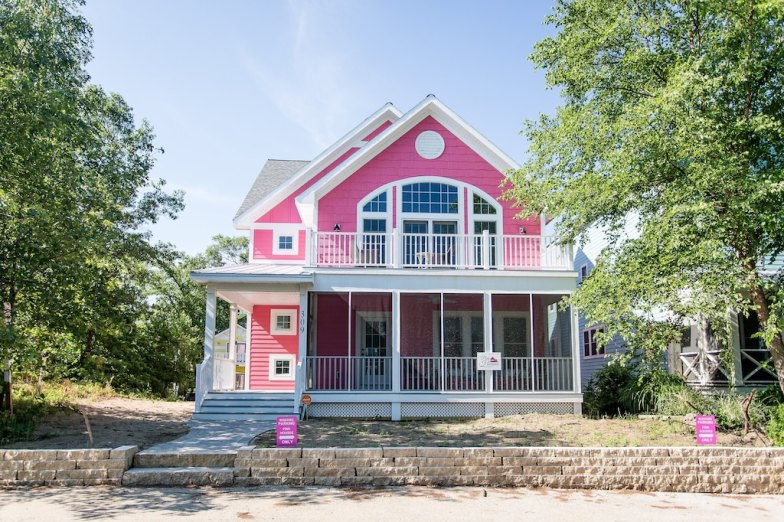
(3, 486), (783, 522)
(138, 420), (273, 455)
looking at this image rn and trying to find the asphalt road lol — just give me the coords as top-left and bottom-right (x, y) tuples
(1, 486), (782, 521)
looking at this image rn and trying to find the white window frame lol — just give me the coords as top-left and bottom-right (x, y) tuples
(356, 188), (392, 238)
(492, 312), (531, 357)
(269, 354), (296, 381)
(579, 263), (589, 282)
(271, 226), (300, 256)
(582, 326), (605, 359)
(437, 311), (485, 358)
(270, 309), (296, 336)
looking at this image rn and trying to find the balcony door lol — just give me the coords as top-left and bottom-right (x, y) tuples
(403, 220), (457, 266)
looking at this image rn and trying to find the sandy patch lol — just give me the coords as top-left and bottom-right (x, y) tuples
(5, 398), (193, 450)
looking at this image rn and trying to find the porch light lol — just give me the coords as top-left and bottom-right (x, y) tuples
(518, 226), (526, 234)
(333, 223), (341, 231)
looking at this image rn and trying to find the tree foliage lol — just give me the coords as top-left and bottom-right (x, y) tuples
(0, 1), (250, 406)
(506, 0), (784, 391)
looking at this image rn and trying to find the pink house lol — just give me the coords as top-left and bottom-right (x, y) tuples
(191, 96), (582, 420)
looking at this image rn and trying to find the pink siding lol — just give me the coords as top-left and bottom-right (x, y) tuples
(253, 229), (307, 261)
(248, 305), (299, 391)
(361, 120), (393, 141)
(256, 148), (360, 224)
(317, 116), (540, 235)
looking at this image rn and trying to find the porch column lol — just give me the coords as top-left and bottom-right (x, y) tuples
(483, 292), (493, 418)
(196, 288), (217, 412)
(392, 290), (401, 421)
(529, 294), (536, 391)
(571, 303), (583, 414)
(295, 288), (309, 413)
(228, 304), (238, 361)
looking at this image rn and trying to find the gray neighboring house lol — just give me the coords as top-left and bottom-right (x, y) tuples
(576, 222), (780, 390)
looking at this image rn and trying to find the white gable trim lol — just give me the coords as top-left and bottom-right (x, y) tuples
(294, 96), (520, 228)
(234, 103), (403, 229)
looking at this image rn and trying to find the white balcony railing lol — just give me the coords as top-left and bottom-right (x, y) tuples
(310, 230), (572, 271)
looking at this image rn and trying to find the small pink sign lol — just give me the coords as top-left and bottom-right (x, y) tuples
(276, 416), (298, 448)
(695, 415), (717, 445)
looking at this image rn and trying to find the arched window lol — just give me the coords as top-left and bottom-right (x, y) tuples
(473, 194), (497, 215)
(362, 192), (387, 213)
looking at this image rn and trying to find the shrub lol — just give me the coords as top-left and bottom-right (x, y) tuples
(767, 404), (784, 446)
(583, 363), (637, 417)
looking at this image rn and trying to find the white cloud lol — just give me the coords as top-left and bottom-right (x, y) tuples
(238, 0), (367, 150)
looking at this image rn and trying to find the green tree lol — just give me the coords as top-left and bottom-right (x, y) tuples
(0, 0), (183, 411)
(506, 0), (784, 391)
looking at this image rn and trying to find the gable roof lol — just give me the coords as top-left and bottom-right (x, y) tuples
(233, 103), (403, 228)
(294, 95), (521, 228)
(235, 159), (309, 219)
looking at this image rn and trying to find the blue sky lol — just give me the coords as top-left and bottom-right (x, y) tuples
(81, 0), (561, 254)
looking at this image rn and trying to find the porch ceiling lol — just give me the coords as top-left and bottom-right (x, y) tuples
(217, 290), (300, 311)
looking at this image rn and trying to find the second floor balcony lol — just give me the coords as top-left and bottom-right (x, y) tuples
(308, 230), (573, 271)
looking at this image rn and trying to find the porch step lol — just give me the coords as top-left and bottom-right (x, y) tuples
(133, 451), (236, 468)
(205, 391), (294, 401)
(193, 391), (297, 422)
(190, 412), (290, 421)
(122, 467), (234, 487)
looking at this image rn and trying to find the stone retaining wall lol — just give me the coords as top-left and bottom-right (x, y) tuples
(0, 446), (138, 487)
(234, 446), (784, 494)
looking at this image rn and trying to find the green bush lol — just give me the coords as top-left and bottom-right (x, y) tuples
(583, 363), (637, 417)
(767, 404), (784, 446)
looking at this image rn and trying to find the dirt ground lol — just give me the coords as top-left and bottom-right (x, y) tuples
(5, 398), (193, 450)
(5, 398), (770, 450)
(256, 414), (768, 448)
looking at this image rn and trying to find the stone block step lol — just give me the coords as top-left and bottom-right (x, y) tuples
(122, 467), (234, 487)
(133, 451), (236, 468)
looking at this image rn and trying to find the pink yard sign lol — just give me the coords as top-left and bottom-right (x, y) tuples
(695, 415), (717, 445)
(276, 416), (298, 448)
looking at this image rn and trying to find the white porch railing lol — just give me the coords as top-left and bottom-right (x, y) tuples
(194, 354), (211, 412)
(311, 231), (572, 271)
(306, 356), (393, 391)
(397, 356), (574, 392)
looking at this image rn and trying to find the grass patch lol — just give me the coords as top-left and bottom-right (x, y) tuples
(0, 380), (149, 446)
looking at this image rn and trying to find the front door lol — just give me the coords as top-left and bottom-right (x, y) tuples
(357, 315), (390, 390)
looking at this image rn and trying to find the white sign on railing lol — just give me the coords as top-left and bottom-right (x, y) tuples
(477, 352), (502, 371)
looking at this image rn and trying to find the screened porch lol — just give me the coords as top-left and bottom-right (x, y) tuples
(304, 291), (576, 394)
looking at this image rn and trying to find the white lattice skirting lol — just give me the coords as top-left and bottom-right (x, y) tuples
(307, 401), (577, 418)
(401, 402), (485, 418)
(494, 402), (575, 416)
(307, 403), (392, 418)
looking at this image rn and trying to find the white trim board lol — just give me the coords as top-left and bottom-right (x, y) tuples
(235, 104), (403, 228)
